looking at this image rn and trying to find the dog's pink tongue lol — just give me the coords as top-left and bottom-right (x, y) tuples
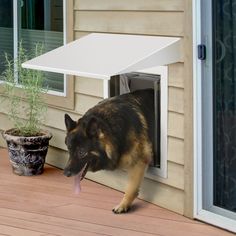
(74, 173), (82, 194)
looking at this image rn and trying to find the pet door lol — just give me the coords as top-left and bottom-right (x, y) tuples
(109, 72), (161, 169)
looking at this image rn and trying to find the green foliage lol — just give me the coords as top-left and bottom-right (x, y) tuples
(1, 42), (47, 136)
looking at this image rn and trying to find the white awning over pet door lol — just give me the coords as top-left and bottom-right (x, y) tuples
(22, 33), (182, 80)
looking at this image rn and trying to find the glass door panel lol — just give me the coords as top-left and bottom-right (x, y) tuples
(0, 0), (65, 92)
(0, 0), (13, 74)
(20, 0), (64, 92)
(213, 0), (236, 213)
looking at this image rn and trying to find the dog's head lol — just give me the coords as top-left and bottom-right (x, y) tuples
(63, 113), (113, 180)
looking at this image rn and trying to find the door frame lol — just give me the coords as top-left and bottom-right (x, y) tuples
(193, 0), (236, 233)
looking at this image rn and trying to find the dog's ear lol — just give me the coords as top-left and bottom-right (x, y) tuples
(64, 113), (77, 132)
(86, 116), (100, 138)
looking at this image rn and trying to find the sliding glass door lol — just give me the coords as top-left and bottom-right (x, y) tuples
(212, 0), (236, 214)
(198, 0), (236, 229)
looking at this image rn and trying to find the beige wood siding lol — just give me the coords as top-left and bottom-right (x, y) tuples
(169, 63), (185, 88)
(168, 137), (184, 165)
(74, 11), (184, 36)
(75, 94), (103, 115)
(169, 87), (184, 113)
(75, 77), (103, 97)
(74, 0), (185, 11)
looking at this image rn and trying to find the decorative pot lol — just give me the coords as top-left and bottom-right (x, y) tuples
(2, 129), (52, 176)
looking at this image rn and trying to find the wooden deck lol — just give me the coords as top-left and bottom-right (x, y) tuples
(0, 148), (234, 236)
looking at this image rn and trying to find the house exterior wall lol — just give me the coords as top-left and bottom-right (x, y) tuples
(0, 0), (193, 217)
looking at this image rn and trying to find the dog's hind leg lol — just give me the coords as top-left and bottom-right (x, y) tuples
(112, 160), (148, 214)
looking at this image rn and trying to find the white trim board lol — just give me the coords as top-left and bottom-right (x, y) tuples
(138, 66), (168, 179)
(22, 33), (182, 79)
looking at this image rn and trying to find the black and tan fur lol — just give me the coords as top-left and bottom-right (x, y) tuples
(64, 89), (154, 213)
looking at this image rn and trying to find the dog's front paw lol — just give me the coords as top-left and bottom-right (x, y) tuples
(112, 204), (130, 214)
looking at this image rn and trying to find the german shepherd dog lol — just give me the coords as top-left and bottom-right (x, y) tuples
(64, 89), (154, 213)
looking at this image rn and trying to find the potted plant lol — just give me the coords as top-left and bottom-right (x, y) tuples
(0, 43), (52, 176)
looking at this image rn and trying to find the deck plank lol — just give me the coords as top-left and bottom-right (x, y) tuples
(0, 223), (46, 236)
(0, 208), (157, 236)
(0, 148), (234, 236)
